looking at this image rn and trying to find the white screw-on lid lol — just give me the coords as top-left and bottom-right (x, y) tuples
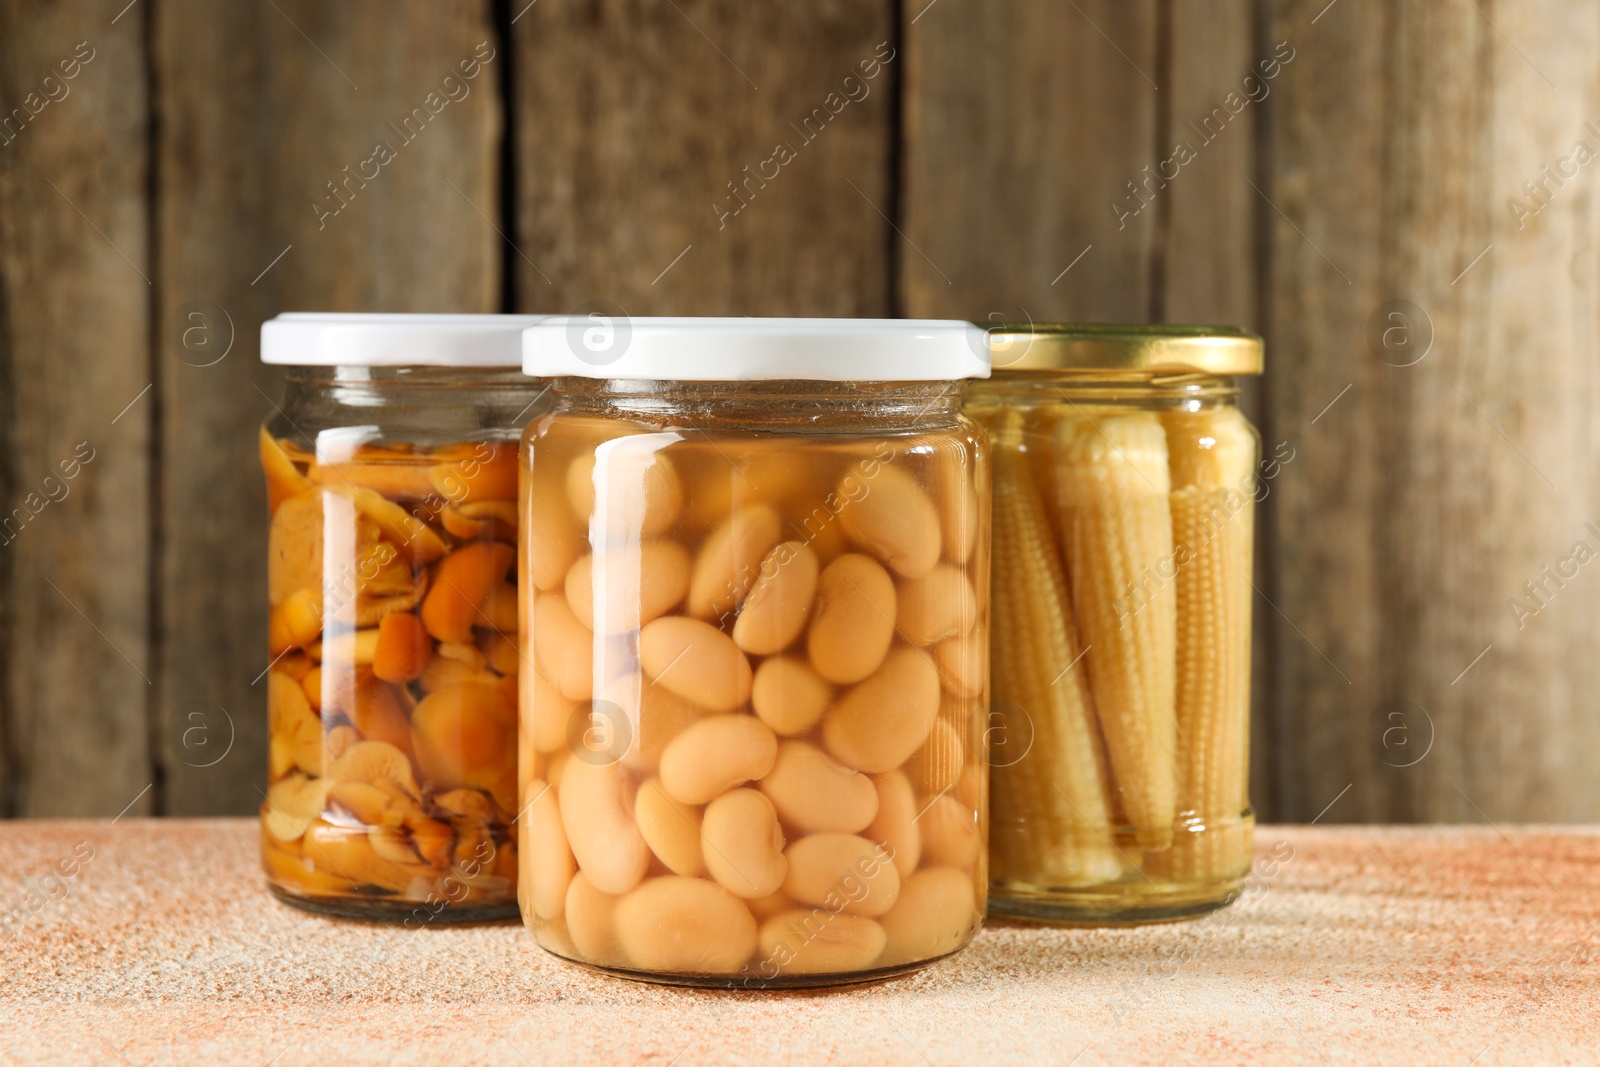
(520, 317), (990, 381)
(261, 313), (546, 367)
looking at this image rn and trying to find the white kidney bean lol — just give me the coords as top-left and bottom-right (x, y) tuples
(533, 593), (594, 701)
(781, 832), (900, 918)
(658, 714), (778, 805)
(863, 770), (921, 880)
(559, 758), (649, 895)
(877, 867), (977, 967)
(639, 616), (753, 713)
(806, 554), (896, 685)
(759, 741), (878, 834)
(526, 667), (576, 755)
(917, 794), (981, 869)
(731, 541), (819, 655)
(564, 872), (624, 965)
(757, 910), (887, 975)
(568, 445), (684, 539)
(564, 453), (596, 519)
(821, 648), (941, 774)
(525, 480), (581, 592)
(634, 777), (706, 877)
(613, 876), (758, 974)
(602, 671), (708, 775)
(524, 778), (573, 920)
(688, 504), (782, 619)
(702, 788), (788, 899)
(565, 539), (690, 634)
(838, 465), (941, 578)
(894, 563), (977, 647)
(751, 656), (833, 736)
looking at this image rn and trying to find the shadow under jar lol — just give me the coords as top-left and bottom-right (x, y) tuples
(258, 313), (547, 922)
(517, 317), (992, 987)
(966, 325), (1264, 924)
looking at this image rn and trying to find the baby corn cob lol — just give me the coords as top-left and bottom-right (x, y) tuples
(1025, 406), (1066, 539)
(1145, 406), (1256, 882)
(985, 410), (1123, 888)
(1052, 410), (1178, 850)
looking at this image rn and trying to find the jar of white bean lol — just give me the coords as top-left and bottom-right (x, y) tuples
(517, 318), (991, 987)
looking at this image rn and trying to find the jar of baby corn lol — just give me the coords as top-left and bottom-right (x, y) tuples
(967, 324), (1263, 923)
(518, 317), (991, 987)
(258, 313), (547, 922)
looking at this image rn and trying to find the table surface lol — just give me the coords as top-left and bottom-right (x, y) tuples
(0, 820), (1596, 1066)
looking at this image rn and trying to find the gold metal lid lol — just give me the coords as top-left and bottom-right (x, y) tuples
(986, 323), (1263, 376)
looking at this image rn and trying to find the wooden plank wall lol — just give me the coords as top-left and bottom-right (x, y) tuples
(150, 0), (501, 817)
(0, 0), (1595, 825)
(1265, 0), (1600, 822)
(0, 0), (151, 817)
(511, 0), (896, 314)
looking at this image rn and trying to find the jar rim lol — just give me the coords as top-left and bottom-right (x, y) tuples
(261, 313), (546, 367)
(544, 377), (965, 430)
(986, 322), (1263, 376)
(521, 317), (989, 383)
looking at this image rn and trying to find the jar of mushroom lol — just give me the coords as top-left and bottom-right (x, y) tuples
(259, 313), (546, 922)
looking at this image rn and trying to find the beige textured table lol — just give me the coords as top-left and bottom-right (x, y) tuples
(0, 820), (1596, 1066)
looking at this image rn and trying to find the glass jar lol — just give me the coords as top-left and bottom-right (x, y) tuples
(258, 313), (547, 922)
(516, 318), (991, 987)
(966, 324), (1263, 923)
